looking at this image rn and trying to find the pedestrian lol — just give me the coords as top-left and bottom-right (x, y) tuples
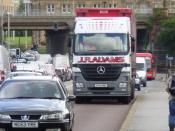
(166, 74), (175, 131)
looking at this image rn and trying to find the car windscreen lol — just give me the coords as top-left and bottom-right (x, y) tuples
(0, 80), (64, 99)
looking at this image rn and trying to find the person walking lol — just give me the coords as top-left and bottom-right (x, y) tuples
(166, 74), (175, 131)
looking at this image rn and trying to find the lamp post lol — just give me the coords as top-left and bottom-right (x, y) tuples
(7, 12), (11, 49)
(1, 0), (4, 45)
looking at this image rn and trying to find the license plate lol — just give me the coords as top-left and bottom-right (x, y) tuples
(12, 121), (38, 128)
(95, 84), (108, 87)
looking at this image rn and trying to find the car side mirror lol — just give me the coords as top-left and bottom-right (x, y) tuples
(67, 95), (76, 101)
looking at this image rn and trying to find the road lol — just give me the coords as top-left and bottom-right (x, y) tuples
(64, 80), (135, 131)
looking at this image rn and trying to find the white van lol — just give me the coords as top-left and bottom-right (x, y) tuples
(0, 45), (10, 83)
(136, 57), (147, 87)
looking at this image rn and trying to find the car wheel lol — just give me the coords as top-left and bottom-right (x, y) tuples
(61, 125), (72, 131)
(75, 97), (82, 104)
(143, 82), (147, 87)
(138, 85), (141, 91)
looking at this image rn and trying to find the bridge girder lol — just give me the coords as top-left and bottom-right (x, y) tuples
(2, 15), (147, 30)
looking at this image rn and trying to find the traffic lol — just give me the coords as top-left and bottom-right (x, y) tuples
(0, 7), (158, 131)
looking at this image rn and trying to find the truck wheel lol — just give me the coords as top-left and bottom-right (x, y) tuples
(75, 97), (82, 104)
(143, 82), (147, 87)
(121, 96), (131, 104)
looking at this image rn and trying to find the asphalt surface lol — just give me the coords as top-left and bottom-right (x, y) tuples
(64, 80), (134, 131)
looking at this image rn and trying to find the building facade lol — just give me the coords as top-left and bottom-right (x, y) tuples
(0, 0), (19, 15)
(29, 0), (175, 17)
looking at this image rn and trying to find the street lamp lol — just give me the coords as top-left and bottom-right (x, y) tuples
(7, 12), (11, 49)
(1, 0), (4, 45)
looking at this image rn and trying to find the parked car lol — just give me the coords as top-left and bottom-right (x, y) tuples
(0, 45), (10, 83)
(135, 73), (141, 91)
(136, 57), (147, 87)
(7, 71), (43, 78)
(0, 76), (75, 131)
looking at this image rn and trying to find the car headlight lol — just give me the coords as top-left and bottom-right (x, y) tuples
(0, 114), (10, 120)
(40, 113), (63, 120)
(76, 83), (84, 88)
(119, 82), (127, 88)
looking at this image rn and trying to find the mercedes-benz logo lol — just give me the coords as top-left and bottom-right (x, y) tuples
(21, 115), (30, 120)
(97, 66), (105, 74)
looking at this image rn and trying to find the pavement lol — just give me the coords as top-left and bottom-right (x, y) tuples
(120, 74), (170, 131)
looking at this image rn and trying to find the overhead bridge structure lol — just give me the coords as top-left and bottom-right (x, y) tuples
(0, 15), (148, 55)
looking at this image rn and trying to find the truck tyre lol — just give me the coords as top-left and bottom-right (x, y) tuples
(143, 82), (147, 87)
(121, 96), (131, 104)
(75, 97), (82, 104)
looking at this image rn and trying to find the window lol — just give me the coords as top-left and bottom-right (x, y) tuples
(127, 3), (134, 8)
(93, 4), (101, 8)
(62, 4), (71, 13)
(108, 4), (117, 8)
(78, 4), (86, 8)
(0, 80), (64, 99)
(75, 33), (128, 54)
(47, 4), (55, 13)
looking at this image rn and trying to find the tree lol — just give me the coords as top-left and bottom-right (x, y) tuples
(158, 17), (175, 55)
(145, 8), (167, 52)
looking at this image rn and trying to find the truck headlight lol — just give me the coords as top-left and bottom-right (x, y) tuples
(0, 114), (10, 120)
(119, 82), (127, 88)
(76, 83), (84, 88)
(72, 67), (81, 72)
(40, 113), (63, 120)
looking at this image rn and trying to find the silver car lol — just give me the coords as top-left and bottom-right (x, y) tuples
(0, 76), (75, 131)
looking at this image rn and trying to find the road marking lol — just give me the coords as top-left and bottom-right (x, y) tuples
(119, 92), (143, 131)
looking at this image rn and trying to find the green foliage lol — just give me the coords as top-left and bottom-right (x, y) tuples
(5, 37), (32, 46)
(145, 8), (167, 31)
(158, 17), (175, 55)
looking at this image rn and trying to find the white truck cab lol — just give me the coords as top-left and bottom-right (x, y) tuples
(136, 57), (147, 87)
(72, 8), (136, 104)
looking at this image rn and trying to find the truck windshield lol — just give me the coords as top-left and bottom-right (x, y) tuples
(74, 33), (128, 54)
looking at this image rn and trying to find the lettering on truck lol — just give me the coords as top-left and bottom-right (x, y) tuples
(78, 56), (125, 63)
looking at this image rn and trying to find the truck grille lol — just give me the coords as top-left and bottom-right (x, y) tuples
(79, 64), (122, 81)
